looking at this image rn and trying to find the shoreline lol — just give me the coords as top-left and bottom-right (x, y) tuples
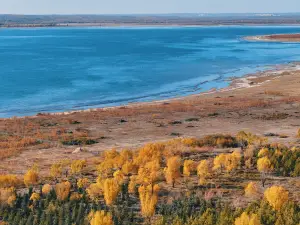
(1, 61), (300, 174)
(3, 62), (300, 120)
(2, 23), (300, 29)
(245, 33), (300, 42)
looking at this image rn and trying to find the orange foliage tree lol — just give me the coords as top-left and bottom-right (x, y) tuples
(244, 182), (259, 198)
(24, 167), (39, 187)
(138, 184), (160, 218)
(164, 156), (181, 187)
(235, 212), (261, 225)
(197, 159), (210, 185)
(257, 156), (273, 187)
(55, 181), (71, 201)
(89, 210), (113, 225)
(103, 178), (120, 206)
(264, 185), (289, 210)
(183, 160), (196, 177)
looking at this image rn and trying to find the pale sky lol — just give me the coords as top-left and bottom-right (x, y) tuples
(1, 0), (300, 14)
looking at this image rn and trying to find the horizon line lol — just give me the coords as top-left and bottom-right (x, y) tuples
(1, 12), (300, 16)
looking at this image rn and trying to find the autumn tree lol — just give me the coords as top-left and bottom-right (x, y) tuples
(77, 178), (90, 189)
(235, 212), (261, 225)
(0, 175), (19, 188)
(42, 184), (52, 195)
(258, 148), (269, 158)
(244, 182), (259, 198)
(213, 153), (227, 173)
(121, 161), (138, 176)
(24, 167), (39, 187)
(138, 184), (160, 218)
(97, 160), (115, 179)
(103, 178), (120, 206)
(134, 143), (165, 165)
(183, 160), (196, 177)
(224, 150), (241, 173)
(86, 182), (103, 201)
(113, 170), (125, 185)
(197, 159), (210, 185)
(55, 181), (71, 201)
(70, 159), (86, 176)
(164, 156), (181, 187)
(30, 192), (40, 202)
(257, 156), (273, 187)
(0, 187), (16, 206)
(128, 175), (137, 194)
(50, 163), (62, 181)
(137, 160), (161, 188)
(89, 210), (113, 225)
(264, 186), (289, 210)
(244, 145), (255, 169)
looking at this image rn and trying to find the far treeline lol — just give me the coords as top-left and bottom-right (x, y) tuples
(2, 14), (300, 27)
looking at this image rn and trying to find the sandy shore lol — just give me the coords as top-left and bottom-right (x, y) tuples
(245, 33), (300, 42)
(1, 63), (300, 175)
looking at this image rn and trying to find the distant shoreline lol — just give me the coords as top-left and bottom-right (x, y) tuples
(2, 23), (300, 28)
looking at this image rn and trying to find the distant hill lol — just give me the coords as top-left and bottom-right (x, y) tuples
(1, 13), (300, 27)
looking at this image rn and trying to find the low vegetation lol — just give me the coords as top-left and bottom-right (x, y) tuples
(0, 130), (299, 224)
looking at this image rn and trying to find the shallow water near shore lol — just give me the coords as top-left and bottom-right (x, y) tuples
(1, 26), (300, 117)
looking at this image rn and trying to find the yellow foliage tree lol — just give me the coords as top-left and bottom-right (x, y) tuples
(70, 192), (82, 201)
(138, 184), (160, 218)
(0, 188), (16, 206)
(264, 185), (289, 210)
(86, 182), (103, 201)
(257, 157), (273, 187)
(97, 160), (115, 179)
(121, 161), (138, 176)
(224, 150), (241, 172)
(244, 182), (259, 198)
(24, 168), (39, 187)
(164, 156), (181, 187)
(134, 143), (165, 165)
(113, 170), (125, 185)
(128, 175), (137, 194)
(213, 153), (227, 172)
(115, 149), (133, 168)
(235, 212), (261, 225)
(70, 159), (86, 175)
(258, 148), (269, 158)
(50, 163), (62, 181)
(137, 160), (161, 187)
(183, 160), (196, 177)
(0, 175), (19, 188)
(89, 210), (113, 225)
(197, 160), (210, 185)
(55, 181), (71, 201)
(30, 192), (40, 202)
(42, 184), (52, 195)
(244, 145), (255, 169)
(103, 178), (120, 206)
(77, 178), (90, 189)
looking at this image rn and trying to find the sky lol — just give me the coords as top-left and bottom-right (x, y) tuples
(1, 0), (300, 15)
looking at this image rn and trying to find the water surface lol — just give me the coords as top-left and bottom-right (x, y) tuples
(1, 26), (300, 117)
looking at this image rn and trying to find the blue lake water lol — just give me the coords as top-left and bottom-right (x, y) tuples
(1, 26), (300, 117)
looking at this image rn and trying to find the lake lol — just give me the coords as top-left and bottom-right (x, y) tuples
(1, 26), (300, 117)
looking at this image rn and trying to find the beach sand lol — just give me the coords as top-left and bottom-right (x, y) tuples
(1, 63), (300, 175)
